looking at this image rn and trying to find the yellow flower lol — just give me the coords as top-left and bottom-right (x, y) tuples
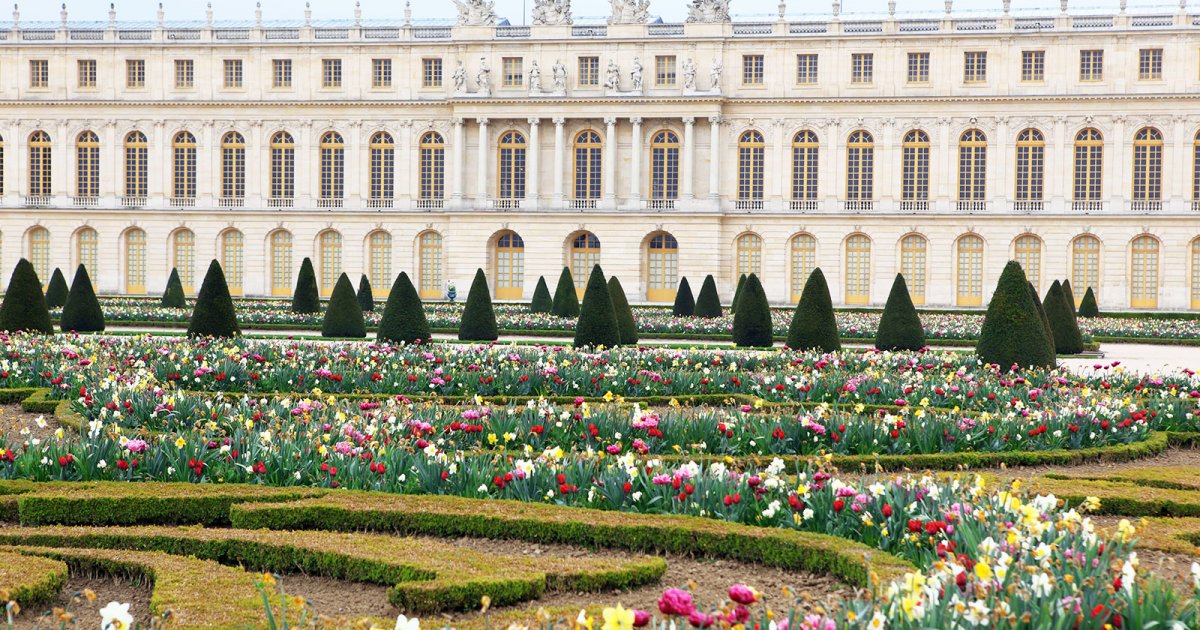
(480, 595), (491, 613)
(575, 609), (594, 630)
(174, 436), (186, 449)
(604, 391), (614, 402)
(974, 562), (993, 582)
(602, 604), (635, 630)
(260, 572), (277, 587)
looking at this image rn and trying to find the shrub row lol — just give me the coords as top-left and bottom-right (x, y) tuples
(0, 550), (67, 607)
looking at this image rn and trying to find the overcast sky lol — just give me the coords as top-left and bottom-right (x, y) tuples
(6, 0), (1177, 23)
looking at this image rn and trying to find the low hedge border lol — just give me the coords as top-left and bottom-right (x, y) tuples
(1030, 463), (1200, 517)
(0, 550), (68, 607)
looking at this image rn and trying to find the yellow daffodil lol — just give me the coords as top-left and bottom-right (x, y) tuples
(601, 604), (635, 630)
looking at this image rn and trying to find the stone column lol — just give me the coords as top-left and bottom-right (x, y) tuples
(681, 117), (695, 201)
(604, 117), (617, 206)
(527, 118), (540, 207)
(553, 117), (565, 207)
(629, 117), (643, 204)
(476, 118), (489, 204)
(708, 115), (722, 201)
(451, 118), (465, 203)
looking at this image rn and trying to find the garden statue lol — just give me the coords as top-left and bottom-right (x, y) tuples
(452, 0), (497, 26)
(609, 0), (650, 24)
(605, 59), (621, 90)
(686, 0), (731, 22)
(532, 0), (572, 25)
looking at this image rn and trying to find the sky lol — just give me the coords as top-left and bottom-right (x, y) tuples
(4, 0), (1174, 24)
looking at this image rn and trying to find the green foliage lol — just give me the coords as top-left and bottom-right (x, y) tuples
(161, 268), (187, 308)
(377, 272), (431, 345)
(975, 261), (1055, 369)
(672, 277), (695, 317)
(730, 274), (747, 314)
(290, 258), (321, 314)
(1061, 279), (1077, 315)
(44, 268), (68, 309)
(731, 274), (772, 347)
(0, 551), (66, 607)
(459, 269), (498, 341)
(1079, 287), (1100, 318)
(875, 274), (925, 351)
(1044, 280), (1084, 355)
(0, 259), (53, 334)
(607, 276), (639, 345)
(60, 265), (105, 332)
(786, 269), (841, 352)
(551, 267), (580, 318)
(321, 273), (366, 338)
(187, 260), (241, 338)
(573, 265), (621, 348)
(694, 275), (722, 318)
(1030, 281), (1055, 354)
(356, 274), (375, 313)
(530, 277), (553, 313)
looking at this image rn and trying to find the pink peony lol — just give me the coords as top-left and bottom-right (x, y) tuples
(658, 588), (695, 616)
(632, 610), (651, 627)
(728, 584), (758, 605)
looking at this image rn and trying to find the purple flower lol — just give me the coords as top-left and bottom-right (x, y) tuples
(658, 588), (695, 616)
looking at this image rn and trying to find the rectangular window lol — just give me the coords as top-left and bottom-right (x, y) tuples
(796, 54), (818, 84)
(126, 59), (145, 88)
(502, 57), (523, 87)
(963, 51), (987, 83)
(851, 53), (873, 84)
(422, 58), (443, 88)
(655, 55), (676, 86)
(77, 59), (97, 89)
(372, 58), (392, 88)
(322, 59), (342, 88)
(742, 54), (764, 85)
(907, 52), (929, 83)
(578, 56), (599, 87)
(1021, 50), (1045, 82)
(174, 59), (194, 89)
(272, 59), (292, 88)
(1138, 48), (1163, 81)
(223, 59), (243, 89)
(29, 60), (48, 88)
(1080, 49), (1104, 81)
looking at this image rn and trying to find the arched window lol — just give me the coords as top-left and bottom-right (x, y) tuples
(1130, 235), (1159, 308)
(1132, 127), (1163, 203)
(790, 234), (816, 303)
(221, 230), (245, 296)
(570, 232), (601, 295)
(369, 132), (394, 202)
(958, 129), (987, 202)
(1192, 237), (1200, 310)
(172, 131), (197, 200)
(901, 130), (930, 205)
(28, 227), (51, 284)
(1193, 131), (1200, 207)
(319, 131), (344, 201)
(650, 130), (680, 200)
(846, 131), (874, 203)
(270, 131), (295, 201)
(1014, 234), (1043, 291)
(494, 230), (525, 299)
(221, 131), (246, 201)
(269, 230), (293, 296)
(28, 131), (51, 197)
(1071, 235), (1101, 305)
(418, 231), (443, 299)
(845, 234), (871, 305)
(737, 131), (765, 201)
(791, 131), (819, 202)
(956, 234), (984, 306)
(497, 131), (527, 199)
(124, 131), (148, 198)
(172, 229), (195, 294)
(736, 233), (762, 279)
(647, 232), (679, 303)
(574, 130), (603, 200)
(124, 228), (146, 294)
(76, 227), (98, 281)
(75, 131), (100, 198)
(419, 132), (445, 202)
(1073, 129), (1104, 203)
(318, 230), (343, 297)
(1015, 129), (1044, 203)
(900, 234), (927, 305)
(368, 231), (392, 296)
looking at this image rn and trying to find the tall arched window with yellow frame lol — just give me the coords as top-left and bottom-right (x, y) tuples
(574, 130), (603, 201)
(418, 231), (443, 299)
(124, 131), (148, 199)
(221, 131), (246, 201)
(956, 234), (984, 307)
(28, 227), (51, 286)
(173, 229), (195, 293)
(570, 232), (601, 297)
(791, 131), (819, 202)
(790, 234), (816, 303)
(1015, 129), (1044, 203)
(498, 131), (526, 199)
(76, 227), (98, 283)
(647, 232), (679, 303)
(1073, 129), (1104, 204)
(957, 129), (987, 203)
(650, 130), (680, 201)
(737, 131), (765, 201)
(846, 131), (874, 203)
(270, 131), (295, 201)
(1132, 127), (1163, 205)
(736, 233), (762, 280)
(269, 230), (293, 297)
(221, 229), (244, 296)
(369, 132), (394, 202)
(901, 130), (929, 205)
(1130, 235), (1159, 309)
(124, 228), (147, 294)
(1014, 234), (1043, 292)
(28, 131), (52, 197)
(1071, 235), (1101, 305)
(845, 234), (871, 305)
(419, 132), (445, 202)
(172, 131), (197, 200)
(494, 230), (525, 299)
(368, 231), (392, 297)
(319, 131), (344, 202)
(75, 131), (100, 199)
(900, 234), (927, 305)
(318, 230), (343, 297)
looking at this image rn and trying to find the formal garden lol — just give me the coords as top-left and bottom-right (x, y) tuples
(1, 257), (1200, 629)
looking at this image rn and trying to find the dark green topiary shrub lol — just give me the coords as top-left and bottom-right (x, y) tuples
(321, 273), (366, 338)
(694, 275), (722, 318)
(975, 261), (1055, 369)
(573, 265), (621, 349)
(731, 273), (772, 348)
(459, 269), (498, 342)
(1030, 281), (1054, 354)
(730, 274), (747, 314)
(357, 275), (375, 313)
(377, 272), (430, 345)
(1044, 280), (1084, 355)
(530, 277), (553, 314)
(291, 258), (321, 314)
(551, 267), (580, 319)
(187, 260), (240, 338)
(1061, 279), (1077, 316)
(875, 274), (925, 351)
(0, 259), (53, 334)
(161, 268), (187, 308)
(1078, 287), (1099, 318)
(44, 269), (68, 309)
(60, 265), (105, 332)
(672, 278), (695, 317)
(786, 269), (841, 352)
(607, 276), (639, 345)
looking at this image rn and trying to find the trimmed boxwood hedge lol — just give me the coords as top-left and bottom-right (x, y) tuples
(357, 274), (375, 313)
(694, 275), (722, 318)
(187, 260), (240, 338)
(59, 265), (105, 333)
(573, 265), (620, 348)
(44, 268), (69, 309)
(530, 277), (553, 314)
(0, 258), (53, 334)
(321, 273), (367, 338)
(976, 261), (1054, 369)
(459, 269), (499, 342)
(161, 268), (187, 308)
(787, 269), (840, 352)
(551, 267), (580, 318)
(607, 276), (639, 345)
(731, 273), (772, 347)
(875, 274), (925, 351)
(377, 272), (431, 345)
(291, 257), (321, 314)
(0, 550), (67, 607)
(1079, 286), (1100, 318)
(672, 277), (695, 317)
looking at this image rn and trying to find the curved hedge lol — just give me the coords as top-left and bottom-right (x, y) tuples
(0, 550), (67, 606)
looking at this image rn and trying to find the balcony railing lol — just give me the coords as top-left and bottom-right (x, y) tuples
(415, 198), (444, 210)
(72, 196), (98, 207)
(1072, 200), (1104, 213)
(1130, 200), (1162, 213)
(734, 199), (764, 211)
(789, 199), (818, 212)
(489, 198), (522, 210)
(644, 199), (676, 210)
(317, 198), (344, 209)
(121, 196), (147, 207)
(1013, 200), (1044, 213)
(169, 197), (196, 208)
(23, 195), (50, 207)
(367, 198), (394, 209)
(218, 196), (245, 208)
(267, 197), (294, 208)
(843, 200), (873, 212)
(899, 200), (929, 213)
(568, 199), (597, 210)
(956, 200), (988, 213)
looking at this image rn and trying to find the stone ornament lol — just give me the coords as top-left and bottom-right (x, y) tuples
(609, 0), (650, 24)
(686, 0), (731, 23)
(552, 60), (568, 94)
(452, 0), (497, 26)
(452, 61), (468, 94)
(476, 58), (492, 97)
(531, 0), (572, 25)
(630, 57), (644, 92)
(528, 61), (543, 94)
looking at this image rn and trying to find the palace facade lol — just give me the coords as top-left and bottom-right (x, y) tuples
(3, 2), (1200, 309)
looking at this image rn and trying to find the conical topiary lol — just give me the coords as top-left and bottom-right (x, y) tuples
(0, 259), (53, 334)
(1078, 287), (1099, 318)
(1061, 279), (1077, 316)
(459, 269), (498, 341)
(357, 274), (375, 313)
(551, 267), (580, 318)
(291, 257), (321, 314)
(45, 268), (68, 309)
(377, 272), (430, 345)
(574, 265), (621, 348)
(786, 268), (841, 352)
(975, 261), (1055, 369)
(672, 277), (695, 317)
(161, 268), (186, 308)
(187, 260), (240, 338)
(875, 274), (925, 351)
(1044, 280), (1084, 355)
(730, 273), (747, 314)
(321, 273), (366, 338)
(694, 275), (722, 318)
(60, 265), (105, 333)
(1030, 281), (1054, 355)
(608, 276), (638, 345)
(731, 273), (773, 348)
(530, 277), (553, 314)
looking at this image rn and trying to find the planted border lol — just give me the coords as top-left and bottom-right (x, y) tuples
(0, 550), (67, 607)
